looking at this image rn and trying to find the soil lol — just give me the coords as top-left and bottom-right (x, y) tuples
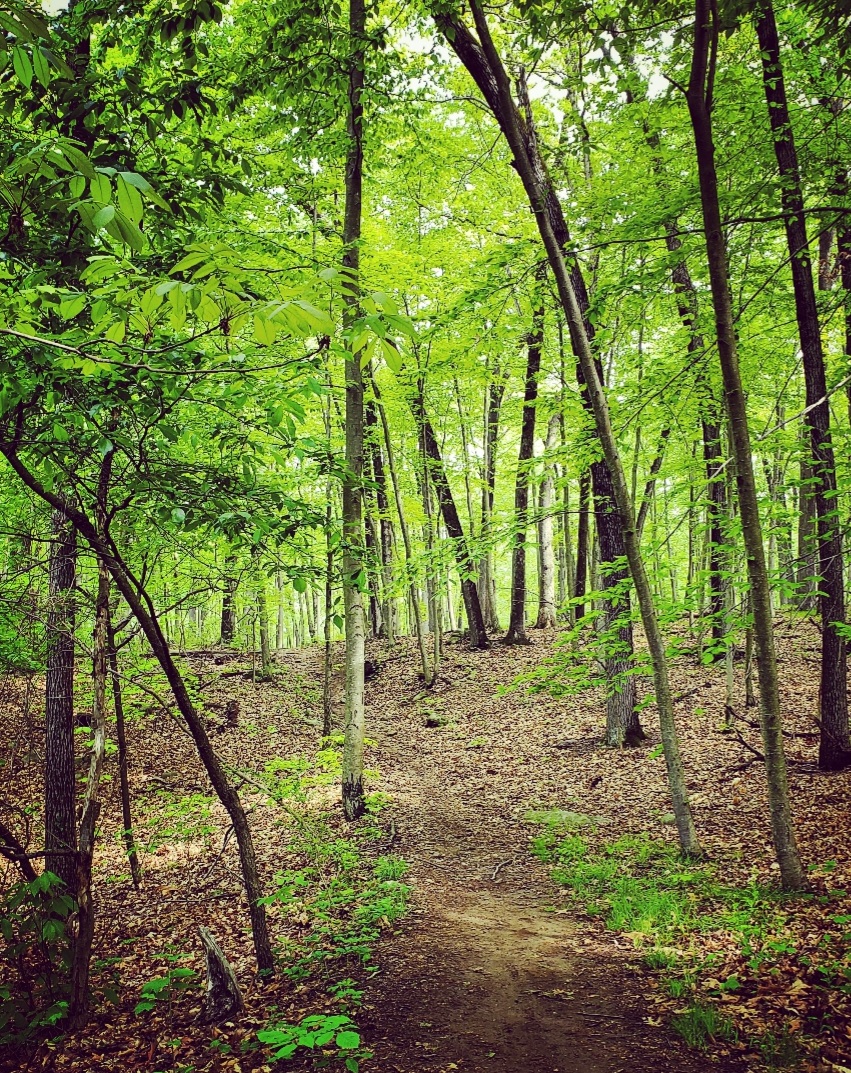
(4, 622), (849, 1071)
(357, 635), (738, 1073)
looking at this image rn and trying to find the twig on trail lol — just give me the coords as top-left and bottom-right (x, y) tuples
(491, 857), (515, 881)
(387, 819), (397, 847)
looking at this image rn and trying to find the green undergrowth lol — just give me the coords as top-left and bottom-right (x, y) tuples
(531, 821), (848, 1066)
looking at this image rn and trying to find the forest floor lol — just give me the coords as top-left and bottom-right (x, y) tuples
(2, 621), (851, 1072)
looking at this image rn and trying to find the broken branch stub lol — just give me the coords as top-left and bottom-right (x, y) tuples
(198, 925), (244, 1023)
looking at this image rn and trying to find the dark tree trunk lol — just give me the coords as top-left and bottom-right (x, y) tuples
(107, 614), (141, 890)
(574, 470), (590, 621)
(686, 0), (804, 889)
(756, 2), (849, 768)
(411, 384), (489, 649)
(220, 555), (237, 646)
(505, 289), (544, 645)
(479, 368), (507, 631)
(45, 506), (77, 894)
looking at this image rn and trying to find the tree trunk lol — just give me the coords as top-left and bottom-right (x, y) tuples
(372, 379), (433, 685)
(340, 0), (367, 823)
(258, 585), (272, 678)
(366, 402), (396, 641)
(574, 470), (590, 621)
(67, 552), (110, 1028)
(45, 506), (77, 894)
(685, 0), (804, 888)
(220, 554), (237, 646)
(411, 383), (489, 649)
(535, 413), (560, 628)
(479, 367), (507, 631)
(106, 613), (141, 890)
(198, 926), (244, 1023)
(505, 286), (544, 644)
(0, 441), (276, 969)
(436, 1), (694, 845)
(756, 0), (850, 769)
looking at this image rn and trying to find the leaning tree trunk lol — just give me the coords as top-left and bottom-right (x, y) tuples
(685, 0), (804, 888)
(435, 0), (696, 849)
(45, 505), (78, 894)
(535, 412), (560, 628)
(67, 552), (109, 1028)
(574, 470), (590, 621)
(505, 285), (544, 645)
(106, 612), (141, 889)
(340, 0), (367, 823)
(756, 0), (849, 770)
(372, 380), (433, 685)
(411, 383), (489, 649)
(0, 442), (276, 969)
(479, 367), (507, 631)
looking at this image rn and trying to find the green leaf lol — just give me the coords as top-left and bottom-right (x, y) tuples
(59, 143), (97, 180)
(52, 422), (69, 443)
(59, 295), (86, 320)
(335, 1030), (361, 1050)
(90, 173), (112, 203)
(92, 204), (115, 228)
(293, 576), (307, 593)
(32, 46), (50, 88)
(171, 507), (186, 524)
(12, 47), (33, 89)
(254, 315), (278, 345)
(116, 174), (144, 224)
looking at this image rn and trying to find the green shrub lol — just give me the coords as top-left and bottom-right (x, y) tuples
(0, 871), (74, 1046)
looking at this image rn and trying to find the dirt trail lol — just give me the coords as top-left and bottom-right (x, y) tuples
(356, 641), (739, 1073)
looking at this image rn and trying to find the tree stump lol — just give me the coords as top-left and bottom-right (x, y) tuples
(198, 926), (244, 1023)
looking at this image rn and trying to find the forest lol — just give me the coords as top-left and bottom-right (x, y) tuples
(2, 0), (851, 1069)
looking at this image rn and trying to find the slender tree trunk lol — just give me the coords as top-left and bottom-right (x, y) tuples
(220, 553), (237, 646)
(67, 553), (109, 1028)
(436, 1), (695, 843)
(479, 367), (507, 631)
(106, 614), (141, 890)
(685, 0), (804, 888)
(0, 442), (276, 968)
(574, 470), (590, 621)
(340, 0), (367, 822)
(45, 506), (77, 894)
(756, 0), (849, 769)
(366, 402), (396, 641)
(505, 286), (545, 644)
(373, 380), (433, 685)
(411, 382), (489, 649)
(258, 585), (272, 678)
(535, 412), (559, 628)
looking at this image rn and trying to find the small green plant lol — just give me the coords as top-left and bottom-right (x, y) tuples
(257, 1013), (365, 1070)
(135, 966), (199, 1015)
(0, 871), (74, 1046)
(671, 1003), (737, 1049)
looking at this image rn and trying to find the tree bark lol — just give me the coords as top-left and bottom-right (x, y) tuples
(535, 412), (560, 628)
(106, 613), (141, 890)
(574, 470), (590, 621)
(45, 505), (77, 894)
(0, 437), (276, 969)
(479, 366), (507, 631)
(411, 383), (489, 649)
(340, 0), (367, 822)
(685, 0), (804, 888)
(756, 0), (849, 769)
(219, 554), (237, 646)
(505, 287), (545, 645)
(435, 1), (695, 846)
(372, 380), (433, 685)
